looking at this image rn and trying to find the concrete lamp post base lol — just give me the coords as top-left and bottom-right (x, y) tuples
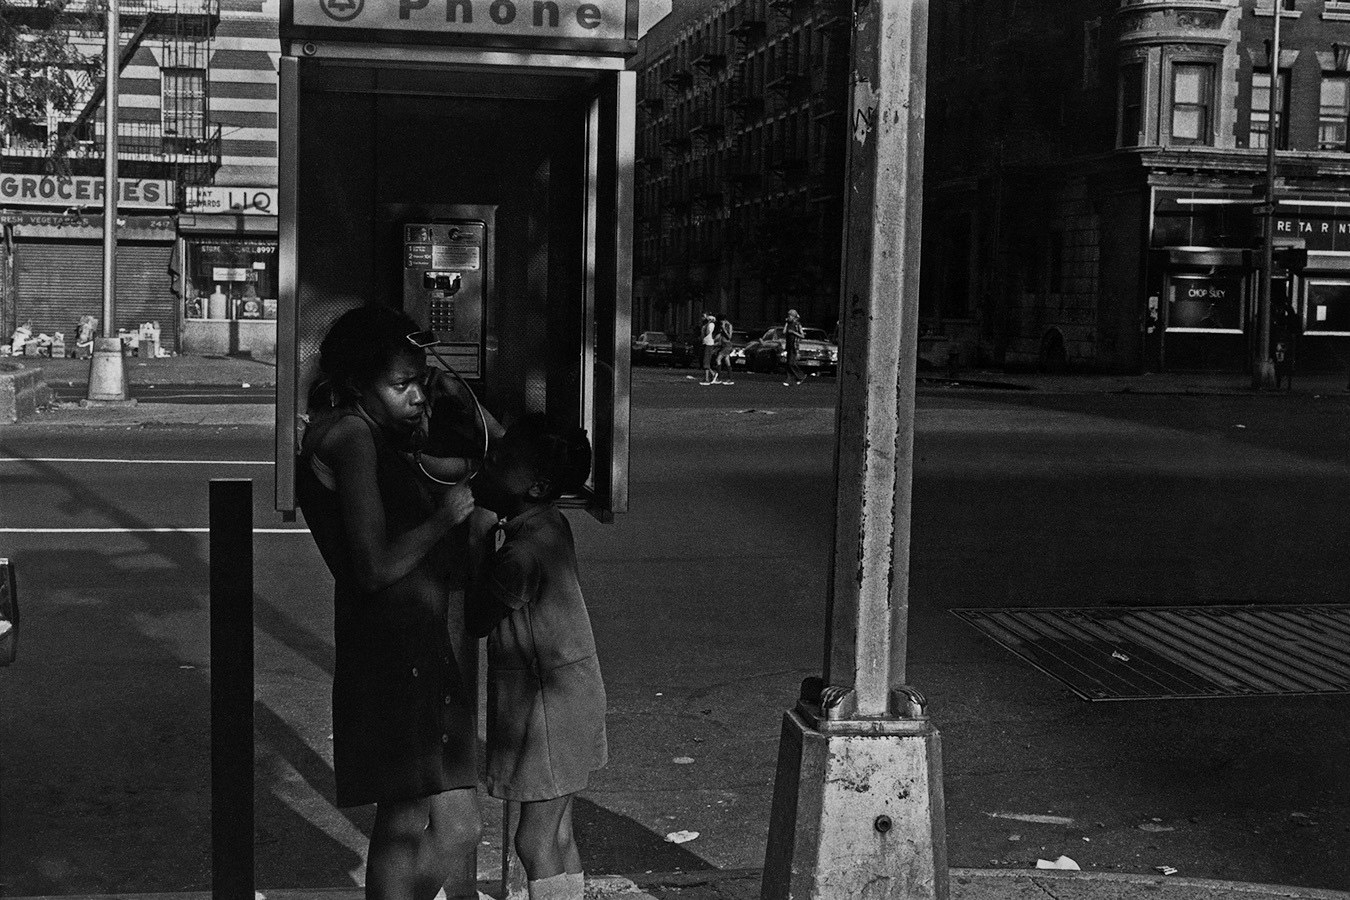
(82, 336), (136, 406)
(763, 686), (948, 900)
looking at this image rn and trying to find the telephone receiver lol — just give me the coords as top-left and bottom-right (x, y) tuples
(407, 331), (490, 474)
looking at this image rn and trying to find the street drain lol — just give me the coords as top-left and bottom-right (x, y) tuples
(950, 604), (1350, 701)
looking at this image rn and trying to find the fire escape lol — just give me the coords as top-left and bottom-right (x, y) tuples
(0, 0), (222, 202)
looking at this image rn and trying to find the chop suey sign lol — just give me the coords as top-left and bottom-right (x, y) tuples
(295, 0), (629, 41)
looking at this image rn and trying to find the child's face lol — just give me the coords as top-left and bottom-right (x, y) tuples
(359, 349), (427, 435)
(473, 438), (544, 515)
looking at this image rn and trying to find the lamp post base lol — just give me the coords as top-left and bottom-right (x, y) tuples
(1251, 358), (1278, 392)
(85, 336), (134, 404)
(762, 703), (947, 900)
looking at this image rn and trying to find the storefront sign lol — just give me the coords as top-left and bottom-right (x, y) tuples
(184, 186), (278, 216)
(0, 175), (173, 209)
(290, 0), (631, 42)
(212, 267), (255, 282)
(0, 211), (176, 239)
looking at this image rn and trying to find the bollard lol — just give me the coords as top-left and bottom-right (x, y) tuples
(0, 558), (18, 667)
(210, 479), (254, 900)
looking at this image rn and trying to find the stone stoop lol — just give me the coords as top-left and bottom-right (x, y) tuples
(0, 361), (54, 424)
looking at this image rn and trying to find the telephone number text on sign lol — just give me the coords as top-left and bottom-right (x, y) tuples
(299, 0), (628, 40)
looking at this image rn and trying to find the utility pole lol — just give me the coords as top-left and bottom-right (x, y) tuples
(761, 2), (946, 899)
(86, 0), (131, 405)
(1253, 0), (1283, 391)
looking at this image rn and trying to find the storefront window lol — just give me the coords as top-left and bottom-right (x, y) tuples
(1167, 273), (1243, 331)
(185, 240), (278, 320)
(1304, 279), (1350, 334)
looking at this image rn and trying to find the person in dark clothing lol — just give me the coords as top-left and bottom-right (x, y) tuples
(1272, 297), (1302, 391)
(782, 308), (806, 386)
(298, 304), (482, 900)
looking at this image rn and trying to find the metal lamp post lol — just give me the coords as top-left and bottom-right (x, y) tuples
(1253, 0), (1284, 391)
(762, 2), (947, 898)
(86, 0), (131, 405)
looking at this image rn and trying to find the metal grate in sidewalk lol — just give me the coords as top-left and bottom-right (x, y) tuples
(950, 604), (1350, 701)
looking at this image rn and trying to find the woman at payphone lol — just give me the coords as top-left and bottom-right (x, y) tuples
(297, 304), (490, 900)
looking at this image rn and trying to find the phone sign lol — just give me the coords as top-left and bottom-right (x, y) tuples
(295, 0), (630, 42)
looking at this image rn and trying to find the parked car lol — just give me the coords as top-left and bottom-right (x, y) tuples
(726, 329), (753, 368)
(631, 331), (676, 365)
(743, 326), (839, 374)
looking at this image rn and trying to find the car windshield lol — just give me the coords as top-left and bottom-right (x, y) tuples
(804, 329), (828, 341)
(642, 332), (668, 341)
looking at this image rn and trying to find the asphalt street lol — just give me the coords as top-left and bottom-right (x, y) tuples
(0, 367), (1347, 894)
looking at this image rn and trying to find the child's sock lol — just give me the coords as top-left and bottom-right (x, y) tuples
(527, 873), (572, 900)
(564, 872), (584, 900)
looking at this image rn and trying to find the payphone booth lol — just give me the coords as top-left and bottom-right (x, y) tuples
(275, 0), (636, 521)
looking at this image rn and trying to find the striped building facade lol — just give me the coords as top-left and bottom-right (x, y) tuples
(0, 0), (281, 359)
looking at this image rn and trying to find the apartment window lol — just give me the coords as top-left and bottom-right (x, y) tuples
(1119, 63), (1145, 146)
(1171, 63), (1214, 144)
(1319, 74), (1350, 150)
(1250, 70), (1289, 149)
(1083, 19), (1101, 89)
(162, 68), (206, 142)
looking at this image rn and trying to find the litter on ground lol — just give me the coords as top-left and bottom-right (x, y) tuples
(665, 830), (699, 844)
(986, 812), (1074, 826)
(1035, 856), (1080, 871)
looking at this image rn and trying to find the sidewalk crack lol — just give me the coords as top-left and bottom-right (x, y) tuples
(1029, 878), (1062, 900)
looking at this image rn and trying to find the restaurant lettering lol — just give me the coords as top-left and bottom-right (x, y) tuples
(0, 175), (173, 209)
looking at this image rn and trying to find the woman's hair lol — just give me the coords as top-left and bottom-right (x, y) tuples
(308, 304), (421, 411)
(506, 413), (592, 502)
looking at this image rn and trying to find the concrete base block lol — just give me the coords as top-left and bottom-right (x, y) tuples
(0, 361), (55, 424)
(763, 709), (948, 900)
(87, 336), (130, 401)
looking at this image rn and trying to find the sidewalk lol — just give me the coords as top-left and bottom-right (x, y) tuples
(922, 368), (1350, 396)
(6, 867), (1348, 900)
(3, 355), (1349, 429)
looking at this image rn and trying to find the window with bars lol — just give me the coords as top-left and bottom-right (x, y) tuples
(161, 68), (207, 143)
(1319, 74), (1350, 151)
(1171, 62), (1214, 145)
(1250, 69), (1289, 149)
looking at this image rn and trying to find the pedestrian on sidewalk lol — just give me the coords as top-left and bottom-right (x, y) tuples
(714, 313), (735, 384)
(297, 304), (483, 900)
(699, 312), (719, 385)
(782, 308), (806, 386)
(467, 415), (607, 900)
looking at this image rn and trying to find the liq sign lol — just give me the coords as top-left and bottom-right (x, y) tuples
(288, 0), (634, 45)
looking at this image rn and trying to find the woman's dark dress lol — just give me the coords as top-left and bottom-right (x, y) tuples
(298, 411), (477, 808)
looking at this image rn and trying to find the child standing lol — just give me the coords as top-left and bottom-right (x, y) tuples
(467, 415), (607, 900)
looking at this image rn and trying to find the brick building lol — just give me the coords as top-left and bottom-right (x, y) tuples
(631, 0), (851, 339)
(923, 0), (1350, 373)
(0, 0), (280, 358)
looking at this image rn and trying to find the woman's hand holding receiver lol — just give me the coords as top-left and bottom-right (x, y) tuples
(435, 481), (476, 528)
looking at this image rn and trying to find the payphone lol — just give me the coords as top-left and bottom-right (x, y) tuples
(275, 1), (636, 522)
(401, 211), (493, 379)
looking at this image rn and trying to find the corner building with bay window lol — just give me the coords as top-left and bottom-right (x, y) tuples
(923, 0), (1350, 373)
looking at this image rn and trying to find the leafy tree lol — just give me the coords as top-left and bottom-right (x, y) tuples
(0, 0), (102, 164)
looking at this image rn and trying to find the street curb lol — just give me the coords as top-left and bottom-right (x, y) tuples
(625, 868), (1350, 900)
(950, 868), (1350, 899)
(0, 878), (660, 900)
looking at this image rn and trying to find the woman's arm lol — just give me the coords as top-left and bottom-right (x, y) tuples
(325, 416), (473, 594)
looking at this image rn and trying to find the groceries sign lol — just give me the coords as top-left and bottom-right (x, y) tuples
(0, 175), (174, 209)
(291, 0), (632, 42)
